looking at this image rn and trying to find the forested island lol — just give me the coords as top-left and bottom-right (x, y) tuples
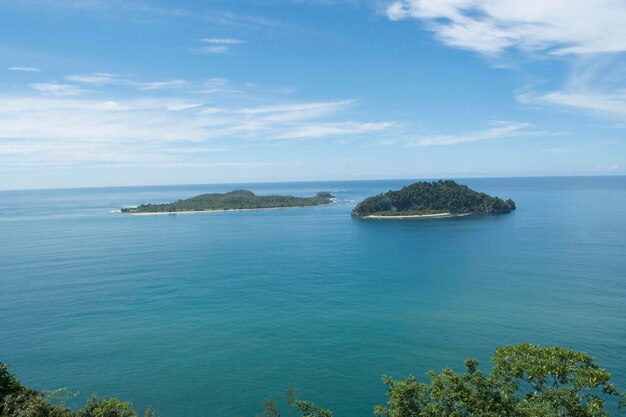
(351, 180), (516, 218)
(121, 190), (334, 214)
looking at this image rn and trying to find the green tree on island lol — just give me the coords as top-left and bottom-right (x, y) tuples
(351, 180), (516, 217)
(121, 190), (335, 214)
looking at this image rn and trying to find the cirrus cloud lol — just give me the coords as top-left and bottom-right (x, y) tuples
(0, 93), (393, 168)
(29, 83), (89, 96)
(407, 120), (546, 146)
(7, 66), (41, 72)
(386, 0), (626, 56)
(194, 37), (246, 54)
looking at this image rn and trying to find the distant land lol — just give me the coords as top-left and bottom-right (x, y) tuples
(351, 180), (516, 218)
(121, 190), (334, 214)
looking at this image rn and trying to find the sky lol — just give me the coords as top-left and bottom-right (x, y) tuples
(1, 0), (626, 189)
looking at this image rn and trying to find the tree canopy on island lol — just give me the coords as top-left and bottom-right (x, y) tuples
(351, 180), (516, 217)
(2, 343), (624, 417)
(121, 190), (334, 214)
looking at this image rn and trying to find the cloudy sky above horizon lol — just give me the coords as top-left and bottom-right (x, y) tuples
(1, 0), (626, 189)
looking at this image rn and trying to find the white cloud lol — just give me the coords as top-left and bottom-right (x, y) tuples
(67, 73), (189, 90)
(519, 90), (626, 119)
(134, 80), (188, 90)
(195, 45), (230, 54)
(0, 95), (392, 167)
(201, 38), (245, 44)
(61, 73), (243, 97)
(67, 73), (122, 84)
(543, 146), (580, 154)
(407, 121), (541, 146)
(235, 100), (354, 116)
(0, 97), (209, 141)
(7, 66), (41, 72)
(29, 83), (89, 96)
(276, 121), (394, 139)
(0, 137), (279, 170)
(386, 0), (626, 55)
(194, 37), (246, 54)
(385, 0), (626, 133)
(194, 78), (238, 94)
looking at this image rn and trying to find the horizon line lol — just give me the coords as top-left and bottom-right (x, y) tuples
(2, 173), (625, 193)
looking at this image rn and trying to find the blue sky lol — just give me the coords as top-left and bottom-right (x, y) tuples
(1, 0), (625, 189)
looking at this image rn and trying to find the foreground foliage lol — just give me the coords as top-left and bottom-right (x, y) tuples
(121, 190), (334, 213)
(3, 344), (624, 417)
(375, 343), (624, 417)
(374, 344), (625, 417)
(0, 364), (155, 417)
(288, 344), (624, 417)
(351, 180), (516, 217)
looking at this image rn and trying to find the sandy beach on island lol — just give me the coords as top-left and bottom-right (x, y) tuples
(364, 212), (471, 219)
(115, 198), (336, 215)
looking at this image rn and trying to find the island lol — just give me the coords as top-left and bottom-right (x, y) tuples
(120, 190), (335, 214)
(351, 180), (515, 218)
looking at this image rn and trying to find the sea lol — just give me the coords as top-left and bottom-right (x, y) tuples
(1, 176), (625, 417)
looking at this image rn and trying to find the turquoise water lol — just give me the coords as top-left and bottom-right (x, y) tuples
(1, 177), (625, 417)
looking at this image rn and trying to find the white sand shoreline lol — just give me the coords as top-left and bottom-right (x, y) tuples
(114, 199), (336, 215)
(364, 212), (472, 219)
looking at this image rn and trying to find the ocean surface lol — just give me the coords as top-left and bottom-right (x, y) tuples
(1, 177), (625, 417)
